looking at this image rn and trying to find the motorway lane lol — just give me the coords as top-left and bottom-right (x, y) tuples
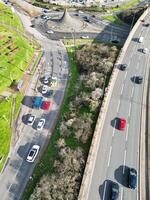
(87, 12), (150, 200)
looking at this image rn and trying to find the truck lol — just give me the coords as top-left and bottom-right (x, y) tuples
(33, 96), (43, 109)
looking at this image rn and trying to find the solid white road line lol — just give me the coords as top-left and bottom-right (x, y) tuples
(107, 146), (112, 167)
(102, 181), (107, 200)
(117, 100), (120, 113)
(126, 124), (129, 142)
(120, 187), (123, 200)
(123, 150), (127, 174)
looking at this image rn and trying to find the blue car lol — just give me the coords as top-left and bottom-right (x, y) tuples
(110, 182), (119, 200)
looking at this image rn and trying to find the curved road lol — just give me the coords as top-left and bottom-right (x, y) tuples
(86, 11), (150, 200)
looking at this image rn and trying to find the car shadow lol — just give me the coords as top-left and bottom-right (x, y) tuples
(22, 114), (30, 125)
(132, 37), (139, 42)
(130, 76), (136, 83)
(137, 48), (143, 53)
(114, 165), (129, 187)
(22, 96), (34, 108)
(99, 179), (114, 200)
(111, 117), (119, 130)
(32, 117), (40, 130)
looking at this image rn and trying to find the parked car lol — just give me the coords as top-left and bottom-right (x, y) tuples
(128, 168), (137, 189)
(37, 118), (45, 130)
(26, 145), (40, 162)
(109, 182), (119, 200)
(144, 23), (150, 27)
(120, 64), (127, 71)
(118, 118), (126, 131)
(41, 101), (52, 110)
(43, 76), (50, 85)
(42, 85), (48, 94)
(27, 114), (36, 125)
(47, 90), (53, 97)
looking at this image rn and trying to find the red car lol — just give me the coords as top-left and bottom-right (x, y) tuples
(41, 101), (52, 110)
(119, 118), (126, 131)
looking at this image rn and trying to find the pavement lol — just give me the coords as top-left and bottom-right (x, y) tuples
(78, 9), (150, 200)
(0, 5), (69, 200)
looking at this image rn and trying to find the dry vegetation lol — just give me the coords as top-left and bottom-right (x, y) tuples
(29, 43), (119, 200)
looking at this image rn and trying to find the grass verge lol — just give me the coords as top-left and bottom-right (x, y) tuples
(102, 14), (126, 25)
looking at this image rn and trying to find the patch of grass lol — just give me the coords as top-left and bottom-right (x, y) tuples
(0, 97), (12, 171)
(0, 25), (34, 93)
(108, 0), (140, 12)
(14, 93), (24, 120)
(0, 3), (23, 31)
(103, 14), (126, 25)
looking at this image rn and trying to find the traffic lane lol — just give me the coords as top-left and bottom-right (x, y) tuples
(87, 87), (125, 200)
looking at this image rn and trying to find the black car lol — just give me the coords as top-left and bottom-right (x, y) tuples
(120, 64), (127, 71)
(110, 182), (119, 200)
(128, 168), (137, 189)
(144, 23), (150, 27)
(135, 76), (143, 84)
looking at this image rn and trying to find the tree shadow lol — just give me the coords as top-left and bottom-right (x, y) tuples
(22, 114), (31, 125)
(114, 165), (129, 187)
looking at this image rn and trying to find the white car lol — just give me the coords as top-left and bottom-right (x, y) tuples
(37, 118), (45, 130)
(46, 30), (54, 34)
(27, 114), (36, 125)
(142, 48), (148, 54)
(80, 36), (89, 39)
(42, 85), (48, 94)
(26, 145), (40, 163)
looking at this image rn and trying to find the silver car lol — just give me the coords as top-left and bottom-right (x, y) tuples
(26, 145), (40, 163)
(27, 114), (36, 125)
(37, 118), (45, 130)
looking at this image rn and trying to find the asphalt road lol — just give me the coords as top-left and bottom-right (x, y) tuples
(32, 12), (129, 43)
(0, 7), (69, 200)
(86, 12), (150, 200)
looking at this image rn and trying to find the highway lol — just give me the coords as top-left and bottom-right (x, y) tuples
(86, 12), (150, 200)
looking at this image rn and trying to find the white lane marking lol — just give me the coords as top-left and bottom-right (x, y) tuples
(128, 103), (132, 117)
(120, 84), (124, 95)
(131, 87), (134, 98)
(107, 146), (112, 167)
(103, 181), (107, 200)
(124, 71), (127, 80)
(123, 150), (127, 174)
(117, 100), (120, 113)
(112, 120), (116, 137)
(120, 187), (123, 200)
(126, 124), (129, 142)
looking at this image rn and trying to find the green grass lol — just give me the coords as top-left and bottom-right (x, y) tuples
(108, 0), (141, 13)
(0, 25), (34, 93)
(0, 3), (23, 31)
(103, 14), (126, 25)
(0, 97), (12, 171)
(0, 2), (35, 172)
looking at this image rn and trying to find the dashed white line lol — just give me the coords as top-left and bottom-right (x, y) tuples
(112, 120), (116, 137)
(117, 100), (120, 113)
(128, 103), (132, 117)
(123, 150), (127, 174)
(124, 71), (128, 80)
(126, 124), (129, 142)
(107, 146), (112, 167)
(131, 87), (134, 98)
(120, 84), (124, 95)
(102, 181), (107, 200)
(120, 187), (123, 200)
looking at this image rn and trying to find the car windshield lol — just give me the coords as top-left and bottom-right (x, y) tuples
(29, 150), (35, 157)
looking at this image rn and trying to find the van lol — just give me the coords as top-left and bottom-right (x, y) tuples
(139, 36), (143, 43)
